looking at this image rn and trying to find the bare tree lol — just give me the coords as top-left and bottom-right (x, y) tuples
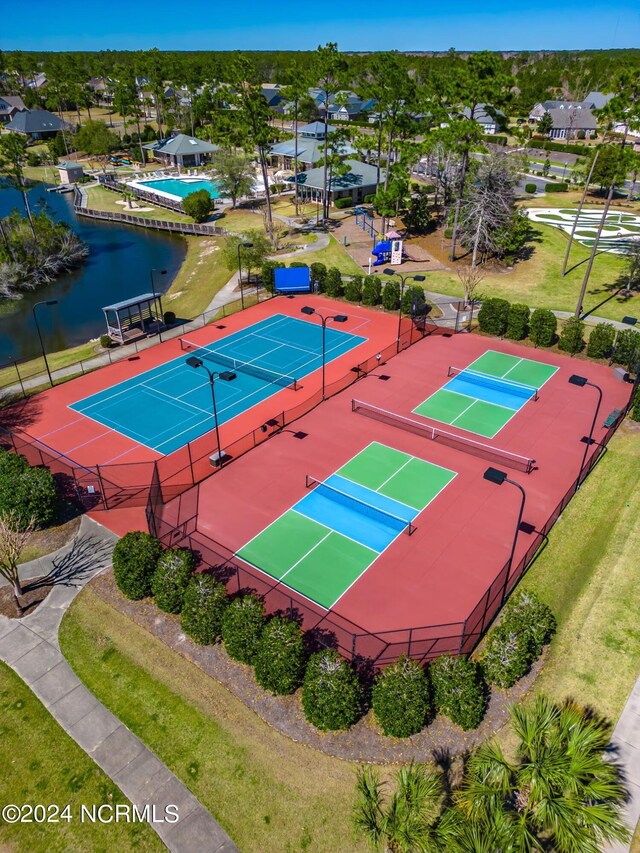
(0, 511), (37, 608)
(457, 264), (485, 306)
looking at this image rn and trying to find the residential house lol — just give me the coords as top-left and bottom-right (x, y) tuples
(462, 104), (505, 135)
(292, 159), (384, 206)
(584, 91), (615, 110)
(262, 84), (285, 110)
(529, 92), (614, 122)
(143, 133), (218, 168)
(545, 108), (597, 140)
(317, 91), (376, 122)
(269, 121), (355, 170)
(27, 72), (47, 90)
(57, 161), (84, 184)
(86, 77), (113, 105)
(5, 108), (66, 139)
(0, 95), (26, 124)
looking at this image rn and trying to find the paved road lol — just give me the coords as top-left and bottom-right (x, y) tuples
(0, 516), (238, 853)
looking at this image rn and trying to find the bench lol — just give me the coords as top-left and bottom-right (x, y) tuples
(603, 408), (623, 428)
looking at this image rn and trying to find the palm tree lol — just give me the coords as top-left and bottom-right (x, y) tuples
(353, 762), (444, 852)
(453, 695), (629, 853)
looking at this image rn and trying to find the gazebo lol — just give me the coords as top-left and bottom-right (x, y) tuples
(102, 293), (162, 344)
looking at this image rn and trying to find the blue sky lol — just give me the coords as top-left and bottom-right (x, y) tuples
(4, 0), (640, 51)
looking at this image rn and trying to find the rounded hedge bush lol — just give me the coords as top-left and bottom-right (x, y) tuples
(362, 275), (381, 306)
(334, 196), (353, 209)
(324, 266), (343, 298)
(222, 594), (265, 664)
(372, 656), (432, 737)
(481, 624), (533, 688)
(500, 590), (556, 660)
(310, 262), (327, 292)
(430, 654), (486, 730)
(254, 617), (306, 695)
(344, 274), (363, 303)
(163, 310), (176, 325)
(112, 531), (162, 600)
(402, 285), (426, 316)
(151, 547), (196, 613)
(99, 334), (112, 349)
(302, 650), (363, 731)
(525, 183), (537, 194)
(505, 303), (530, 341)
(382, 280), (401, 311)
(586, 322), (616, 359)
(529, 308), (557, 347)
(613, 328), (640, 369)
(478, 297), (510, 336)
(558, 316), (585, 354)
(0, 450), (58, 530)
(180, 574), (229, 644)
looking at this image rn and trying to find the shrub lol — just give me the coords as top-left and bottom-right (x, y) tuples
(254, 617), (306, 695)
(444, 227), (453, 239)
(613, 328), (640, 369)
(501, 590), (556, 660)
(182, 189), (213, 222)
(430, 654), (486, 730)
(631, 385), (640, 422)
(334, 197), (353, 209)
(478, 297), (510, 336)
(382, 280), (401, 311)
(151, 547), (196, 613)
(222, 594), (265, 664)
(372, 657), (432, 737)
(261, 260), (285, 293)
(324, 266), (343, 298)
(302, 650), (363, 731)
(402, 285), (426, 315)
(309, 262), (327, 292)
(505, 303), (530, 341)
(577, 129), (586, 140)
(112, 531), (162, 600)
(558, 316), (585, 354)
(163, 311), (176, 325)
(544, 182), (568, 192)
(529, 308), (557, 347)
(362, 275), (382, 306)
(344, 274), (363, 302)
(363, 193), (376, 204)
(524, 182), (537, 194)
(0, 450), (58, 530)
(99, 334), (112, 349)
(586, 322), (616, 359)
(421, 184), (436, 193)
(528, 139), (590, 156)
(481, 625), (533, 688)
(180, 574), (229, 644)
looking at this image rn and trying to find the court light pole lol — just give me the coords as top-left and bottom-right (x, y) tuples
(237, 241), (253, 310)
(32, 300), (58, 387)
(568, 374), (603, 487)
(483, 466), (527, 604)
(382, 269), (426, 353)
(149, 268), (167, 323)
(300, 306), (348, 399)
(185, 357), (236, 466)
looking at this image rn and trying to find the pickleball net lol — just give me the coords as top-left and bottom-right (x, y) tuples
(447, 366), (539, 401)
(352, 399), (535, 473)
(180, 337), (299, 390)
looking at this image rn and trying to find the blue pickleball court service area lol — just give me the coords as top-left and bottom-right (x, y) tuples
(70, 314), (366, 454)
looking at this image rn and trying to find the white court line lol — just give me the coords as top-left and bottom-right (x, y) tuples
(62, 430), (113, 456)
(39, 417), (86, 440)
(443, 385), (518, 414)
(375, 457), (413, 492)
(289, 507), (380, 556)
(277, 528), (333, 581)
(501, 357), (525, 379)
(139, 382), (212, 417)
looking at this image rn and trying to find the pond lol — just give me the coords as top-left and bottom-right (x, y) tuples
(0, 182), (187, 364)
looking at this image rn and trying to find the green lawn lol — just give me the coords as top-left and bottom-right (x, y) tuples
(0, 340), (99, 392)
(85, 184), (191, 224)
(292, 234), (362, 275)
(518, 423), (640, 720)
(426, 221), (635, 322)
(59, 590), (366, 853)
(162, 235), (231, 319)
(0, 661), (163, 853)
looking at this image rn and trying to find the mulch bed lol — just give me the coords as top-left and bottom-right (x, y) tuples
(0, 577), (54, 619)
(88, 571), (545, 763)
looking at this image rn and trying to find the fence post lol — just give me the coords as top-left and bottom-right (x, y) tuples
(95, 464), (108, 510)
(12, 360), (26, 398)
(351, 634), (357, 660)
(458, 618), (468, 655)
(186, 442), (195, 486)
(407, 627), (413, 657)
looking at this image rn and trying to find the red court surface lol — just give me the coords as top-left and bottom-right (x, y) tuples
(3, 296), (397, 474)
(180, 332), (630, 658)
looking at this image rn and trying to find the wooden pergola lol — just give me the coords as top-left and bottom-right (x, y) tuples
(102, 293), (162, 344)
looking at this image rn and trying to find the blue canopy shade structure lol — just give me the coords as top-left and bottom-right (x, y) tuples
(274, 267), (311, 293)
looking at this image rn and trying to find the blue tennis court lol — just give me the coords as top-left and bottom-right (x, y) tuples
(70, 314), (366, 454)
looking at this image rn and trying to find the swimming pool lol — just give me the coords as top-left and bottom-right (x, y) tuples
(133, 177), (221, 201)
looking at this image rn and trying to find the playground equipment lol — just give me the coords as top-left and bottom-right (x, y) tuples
(371, 239), (406, 266)
(355, 207), (376, 241)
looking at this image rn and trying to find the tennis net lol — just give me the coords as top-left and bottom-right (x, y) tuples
(180, 338), (299, 390)
(352, 399), (535, 474)
(305, 474), (415, 536)
(447, 366), (538, 401)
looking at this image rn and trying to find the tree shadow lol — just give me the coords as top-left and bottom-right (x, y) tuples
(0, 395), (43, 435)
(27, 532), (114, 591)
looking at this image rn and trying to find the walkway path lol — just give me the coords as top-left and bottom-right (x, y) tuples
(605, 674), (640, 852)
(0, 516), (238, 853)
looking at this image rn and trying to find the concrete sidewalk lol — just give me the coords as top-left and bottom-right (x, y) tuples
(605, 674), (640, 852)
(0, 516), (237, 853)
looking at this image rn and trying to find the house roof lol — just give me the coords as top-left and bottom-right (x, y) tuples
(102, 293), (158, 313)
(585, 91), (615, 110)
(270, 135), (355, 165)
(293, 159), (383, 192)
(462, 104), (505, 124)
(298, 121), (334, 137)
(58, 161), (83, 171)
(6, 109), (64, 133)
(143, 133), (218, 155)
(548, 108), (597, 130)
(0, 95), (26, 112)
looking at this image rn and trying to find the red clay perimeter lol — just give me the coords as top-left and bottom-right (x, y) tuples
(181, 332), (630, 660)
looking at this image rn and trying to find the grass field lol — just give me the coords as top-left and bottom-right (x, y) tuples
(0, 340), (98, 391)
(162, 236), (230, 318)
(518, 422), (640, 720)
(85, 184), (191, 224)
(59, 592), (367, 853)
(292, 234), (363, 275)
(0, 661), (163, 853)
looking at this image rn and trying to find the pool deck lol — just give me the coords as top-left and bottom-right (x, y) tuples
(127, 176), (220, 203)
